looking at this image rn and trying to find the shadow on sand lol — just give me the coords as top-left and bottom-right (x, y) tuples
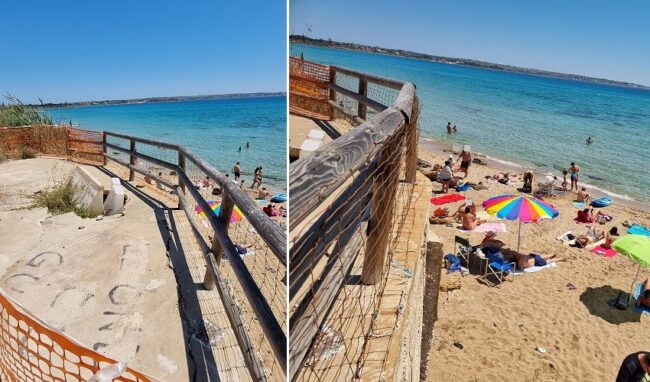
(580, 285), (641, 324)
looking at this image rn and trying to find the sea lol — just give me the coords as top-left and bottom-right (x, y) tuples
(47, 96), (287, 191)
(291, 44), (650, 205)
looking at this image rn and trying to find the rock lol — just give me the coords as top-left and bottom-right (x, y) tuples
(453, 341), (463, 349)
(78, 225), (85, 230)
(96, 215), (104, 221)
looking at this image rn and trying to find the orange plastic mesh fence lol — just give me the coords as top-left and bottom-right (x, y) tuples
(289, 57), (331, 120)
(0, 289), (158, 382)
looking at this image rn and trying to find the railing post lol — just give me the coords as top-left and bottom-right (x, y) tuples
(358, 78), (367, 120)
(328, 67), (337, 120)
(405, 95), (419, 183)
(128, 139), (136, 181)
(178, 150), (185, 209)
(361, 135), (402, 285)
(204, 191), (235, 290)
(102, 132), (107, 166)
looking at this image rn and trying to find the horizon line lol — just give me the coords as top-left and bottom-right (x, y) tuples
(290, 35), (650, 89)
(14, 91), (287, 107)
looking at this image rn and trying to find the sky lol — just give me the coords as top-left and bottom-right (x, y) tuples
(0, 0), (286, 103)
(291, 0), (650, 86)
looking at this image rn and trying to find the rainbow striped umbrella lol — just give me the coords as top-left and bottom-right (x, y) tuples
(482, 194), (559, 252)
(195, 200), (244, 223)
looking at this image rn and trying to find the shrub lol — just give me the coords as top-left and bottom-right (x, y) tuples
(31, 176), (98, 218)
(0, 94), (52, 127)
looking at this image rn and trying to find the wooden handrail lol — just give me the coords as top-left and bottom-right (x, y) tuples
(103, 132), (287, 376)
(331, 65), (405, 90)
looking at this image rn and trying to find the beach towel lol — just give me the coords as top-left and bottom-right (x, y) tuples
(476, 211), (501, 222)
(556, 230), (575, 245)
(628, 224), (650, 237)
(455, 182), (472, 192)
(430, 194), (465, 205)
(632, 283), (650, 315)
(591, 245), (617, 258)
(513, 262), (558, 275)
(460, 222), (507, 233)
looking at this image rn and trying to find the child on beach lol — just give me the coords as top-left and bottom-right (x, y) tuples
(562, 170), (568, 191)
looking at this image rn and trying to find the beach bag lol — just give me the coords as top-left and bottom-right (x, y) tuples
(613, 291), (629, 310)
(455, 182), (471, 192)
(444, 254), (462, 273)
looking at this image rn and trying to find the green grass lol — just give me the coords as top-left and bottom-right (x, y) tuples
(31, 176), (98, 218)
(0, 94), (52, 127)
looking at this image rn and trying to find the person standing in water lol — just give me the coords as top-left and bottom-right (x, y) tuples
(446, 122), (452, 134)
(233, 162), (242, 181)
(452, 125), (457, 132)
(238, 146), (242, 153)
(246, 141), (250, 148)
(586, 136), (593, 144)
(568, 162), (580, 192)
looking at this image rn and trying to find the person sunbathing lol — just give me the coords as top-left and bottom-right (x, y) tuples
(513, 252), (565, 269)
(572, 226), (605, 248)
(602, 226), (620, 249)
(481, 231), (505, 249)
(577, 187), (591, 202)
(462, 206), (484, 230)
(262, 203), (280, 217)
(636, 279), (650, 310)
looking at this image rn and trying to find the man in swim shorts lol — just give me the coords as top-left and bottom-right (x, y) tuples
(514, 252), (565, 269)
(568, 162), (580, 192)
(233, 162), (242, 181)
(457, 149), (472, 178)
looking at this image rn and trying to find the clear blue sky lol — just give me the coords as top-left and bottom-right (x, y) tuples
(291, 0), (650, 86)
(0, 0), (286, 103)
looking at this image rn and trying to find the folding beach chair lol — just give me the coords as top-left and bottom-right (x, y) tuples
(480, 252), (515, 288)
(454, 235), (473, 267)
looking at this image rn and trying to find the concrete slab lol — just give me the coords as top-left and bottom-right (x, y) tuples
(0, 158), (189, 381)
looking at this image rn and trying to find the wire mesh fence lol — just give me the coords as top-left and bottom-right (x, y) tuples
(289, 57), (332, 121)
(289, 62), (419, 381)
(103, 132), (287, 380)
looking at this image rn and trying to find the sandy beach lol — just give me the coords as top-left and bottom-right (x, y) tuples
(419, 144), (650, 381)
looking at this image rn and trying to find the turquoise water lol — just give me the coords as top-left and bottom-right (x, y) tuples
(291, 44), (650, 204)
(47, 96), (286, 190)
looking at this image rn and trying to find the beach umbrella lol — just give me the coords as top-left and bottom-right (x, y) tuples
(612, 235), (650, 304)
(194, 200), (244, 223)
(482, 194), (559, 252)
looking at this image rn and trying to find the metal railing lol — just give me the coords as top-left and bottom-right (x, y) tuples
(102, 132), (287, 380)
(289, 61), (419, 380)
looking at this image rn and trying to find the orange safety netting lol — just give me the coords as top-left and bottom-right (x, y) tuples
(0, 289), (158, 382)
(289, 57), (332, 120)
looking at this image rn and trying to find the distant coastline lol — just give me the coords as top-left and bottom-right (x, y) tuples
(37, 92), (286, 108)
(290, 35), (650, 90)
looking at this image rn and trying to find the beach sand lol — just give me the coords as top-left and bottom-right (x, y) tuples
(419, 147), (650, 381)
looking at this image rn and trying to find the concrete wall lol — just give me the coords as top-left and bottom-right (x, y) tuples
(71, 165), (104, 214)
